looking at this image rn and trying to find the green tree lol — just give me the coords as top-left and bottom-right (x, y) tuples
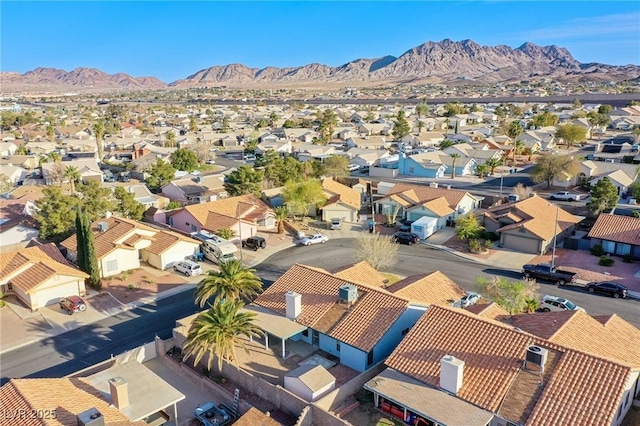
(415, 104), (429, 119)
(572, 98), (583, 110)
(268, 112), (279, 127)
(476, 276), (539, 314)
(15, 145), (28, 155)
(455, 213), (484, 241)
(476, 163), (489, 178)
(78, 179), (115, 222)
(282, 179), (326, 217)
(170, 148), (199, 172)
(323, 155), (349, 178)
(531, 154), (579, 188)
(164, 131), (177, 148)
(214, 228), (236, 240)
(92, 120), (105, 161)
(274, 206), (289, 234)
(75, 206), (87, 275)
(417, 120), (425, 133)
(485, 158), (502, 176)
(439, 139), (455, 150)
(531, 111), (559, 128)
(113, 186), (146, 220)
(195, 259), (263, 307)
(317, 109), (338, 143)
(0, 174), (12, 193)
(189, 116), (198, 132)
(146, 159), (176, 192)
(264, 155), (304, 186)
(63, 166), (80, 193)
(598, 104), (612, 114)
(33, 187), (78, 242)
(507, 121), (524, 162)
(77, 207), (101, 289)
(555, 123), (587, 147)
(354, 234), (399, 271)
(587, 177), (620, 215)
(443, 102), (466, 117)
(166, 201), (182, 210)
(450, 153), (460, 179)
(46, 122), (55, 142)
(629, 181), (640, 200)
(392, 110), (411, 141)
(224, 165), (264, 196)
(181, 299), (264, 371)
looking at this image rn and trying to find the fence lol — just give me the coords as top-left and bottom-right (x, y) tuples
(314, 361), (386, 412)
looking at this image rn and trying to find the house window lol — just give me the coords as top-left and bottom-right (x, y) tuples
(191, 224), (197, 232)
(185, 222), (190, 226)
(302, 329), (308, 337)
(602, 240), (615, 253)
(408, 166), (414, 173)
(168, 217), (174, 226)
(616, 243), (631, 256)
(367, 349), (374, 366)
(336, 342), (341, 352)
(312, 330), (319, 346)
(106, 259), (118, 273)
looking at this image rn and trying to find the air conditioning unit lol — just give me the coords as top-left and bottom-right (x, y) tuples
(526, 345), (549, 368)
(339, 284), (358, 304)
(97, 221), (109, 232)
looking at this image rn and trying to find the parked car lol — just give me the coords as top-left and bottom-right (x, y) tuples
(206, 159), (216, 164)
(522, 263), (577, 285)
(398, 222), (413, 233)
(173, 260), (202, 277)
(348, 163), (360, 172)
(330, 218), (342, 230)
(549, 191), (584, 202)
(359, 165), (370, 173)
(540, 295), (585, 313)
(585, 281), (628, 299)
(392, 232), (419, 245)
(459, 291), (481, 307)
(300, 233), (329, 246)
(59, 296), (87, 315)
(242, 236), (266, 251)
(243, 153), (256, 161)
(194, 401), (231, 426)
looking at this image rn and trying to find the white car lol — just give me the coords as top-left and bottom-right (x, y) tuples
(540, 295), (585, 313)
(460, 292), (481, 307)
(348, 164), (360, 172)
(173, 260), (202, 277)
(549, 191), (584, 202)
(300, 233), (329, 246)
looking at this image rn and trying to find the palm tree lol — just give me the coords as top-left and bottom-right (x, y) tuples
(214, 228), (236, 240)
(195, 259), (263, 307)
(450, 153), (460, 179)
(485, 158), (502, 176)
(165, 131), (176, 148)
(182, 299), (264, 371)
(416, 120), (425, 134)
(507, 121), (524, 164)
(64, 166), (80, 193)
(512, 140), (524, 164)
(274, 206), (289, 234)
(92, 120), (105, 161)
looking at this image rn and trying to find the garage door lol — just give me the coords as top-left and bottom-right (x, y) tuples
(34, 283), (78, 309)
(503, 234), (540, 254)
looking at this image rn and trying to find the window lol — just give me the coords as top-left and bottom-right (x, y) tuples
(191, 224), (197, 231)
(302, 329), (308, 337)
(602, 240), (615, 253)
(367, 349), (374, 366)
(185, 222), (190, 226)
(616, 243), (631, 256)
(168, 217), (174, 226)
(312, 330), (319, 346)
(336, 342), (341, 352)
(106, 259), (118, 273)
(408, 166), (414, 173)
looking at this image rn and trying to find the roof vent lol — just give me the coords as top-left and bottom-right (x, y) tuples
(339, 284), (358, 305)
(77, 407), (104, 426)
(97, 221), (109, 232)
(525, 345), (549, 372)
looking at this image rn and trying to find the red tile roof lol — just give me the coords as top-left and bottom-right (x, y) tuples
(384, 305), (630, 426)
(386, 271), (466, 306)
(386, 182), (477, 210)
(254, 264), (408, 352)
(587, 213), (640, 245)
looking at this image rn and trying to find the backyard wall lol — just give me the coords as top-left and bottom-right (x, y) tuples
(315, 362), (386, 412)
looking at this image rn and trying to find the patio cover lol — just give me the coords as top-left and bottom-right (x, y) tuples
(241, 304), (307, 339)
(364, 368), (493, 426)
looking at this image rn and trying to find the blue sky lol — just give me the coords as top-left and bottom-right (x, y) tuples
(2, 1), (639, 83)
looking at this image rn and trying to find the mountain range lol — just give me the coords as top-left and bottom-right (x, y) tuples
(2, 39), (639, 92)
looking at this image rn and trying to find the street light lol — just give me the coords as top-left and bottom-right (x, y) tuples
(551, 203), (559, 270)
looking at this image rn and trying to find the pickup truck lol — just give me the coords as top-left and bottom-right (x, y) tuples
(548, 191), (584, 202)
(522, 263), (577, 285)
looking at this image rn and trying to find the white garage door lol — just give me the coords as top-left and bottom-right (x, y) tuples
(503, 234), (540, 254)
(35, 283), (78, 309)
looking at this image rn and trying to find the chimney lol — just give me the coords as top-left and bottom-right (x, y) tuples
(440, 355), (464, 395)
(446, 185), (451, 190)
(595, 143), (601, 153)
(108, 377), (129, 409)
(285, 291), (301, 320)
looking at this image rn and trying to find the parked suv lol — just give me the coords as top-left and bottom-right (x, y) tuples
(330, 218), (342, 230)
(392, 232), (419, 245)
(585, 281), (628, 299)
(242, 236), (266, 251)
(173, 260), (202, 276)
(540, 295), (585, 313)
(59, 296), (87, 315)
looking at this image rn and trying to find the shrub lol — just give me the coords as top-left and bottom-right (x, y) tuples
(623, 253), (634, 263)
(482, 231), (499, 242)
(127, 283), (137, 290)
(483, 239), (493, 250)
(599, 255), (615, 267)
(590, 244), (604, 256)
(469, 239), (481, 252)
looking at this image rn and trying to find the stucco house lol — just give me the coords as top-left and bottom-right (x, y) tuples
(60, 216), (201, 277)
(320, 178), (361, 223)
(0, 242), (88, 311)
(165, 194), (275, 239)
(398, 152), (477, 178)
(587, 213), (640, 259)
(573, 160), (639, 193)
(482, 195), (583, 254)
(375, 183), (482, 226)
(161, 173), (227, 205)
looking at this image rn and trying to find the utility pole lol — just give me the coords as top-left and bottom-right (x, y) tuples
(551, 204), (559, 269)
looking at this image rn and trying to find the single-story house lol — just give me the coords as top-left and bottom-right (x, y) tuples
(587, 213), (640, 258)
(320, 178), (362, 223)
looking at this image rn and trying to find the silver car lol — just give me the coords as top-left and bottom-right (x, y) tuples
(173, 260), (202, 276)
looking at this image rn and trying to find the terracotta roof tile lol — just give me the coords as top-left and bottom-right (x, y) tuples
(386, 271), (466, 306)
(587, 213), (640, 245)
(233, 407), (282, 426)
(0, 378), (132, 425)
(322, 178), (361, 210)
(464, 302), (510, 320)
(182, 194), (272, 227)
(254, 264), (408, 352)
(332, 261), (388, 288)
(386, 183), (478, 210)
(418, 197), (455, 217)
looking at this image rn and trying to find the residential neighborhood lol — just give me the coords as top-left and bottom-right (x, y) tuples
(1, 92), (640, 426)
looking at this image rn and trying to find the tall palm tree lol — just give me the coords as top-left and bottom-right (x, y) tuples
(92, 121), (105, 161)
(274, 206), (289, 234)
(485, 158), (502, 176)
(64, 166), (81, 193)
(507, 121), (524, 164)
(450, 153), (460, 179)
(182, 299), (264, 371)
(165, 131), (176, 148)
(195, 259), (263, 307)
